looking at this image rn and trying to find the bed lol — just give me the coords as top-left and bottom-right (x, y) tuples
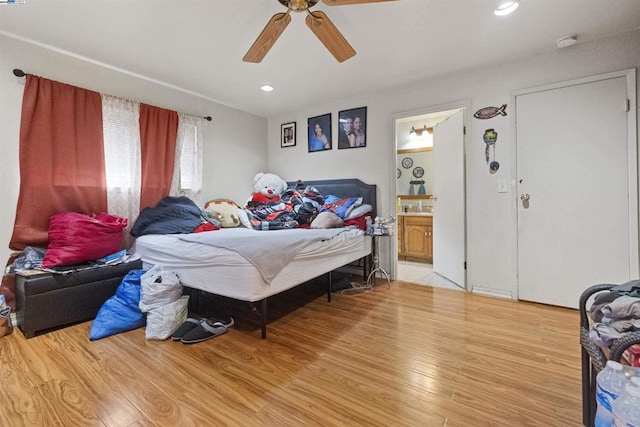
(133, 178), (376, 338)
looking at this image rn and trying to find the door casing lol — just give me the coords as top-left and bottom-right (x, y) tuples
(390, 100), (471, 288)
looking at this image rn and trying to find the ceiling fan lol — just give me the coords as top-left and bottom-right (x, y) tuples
(243, 0), (397, 64)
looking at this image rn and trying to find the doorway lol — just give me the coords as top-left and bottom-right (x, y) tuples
(392, 103), (469, 290)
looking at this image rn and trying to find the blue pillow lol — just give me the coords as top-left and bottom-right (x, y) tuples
(89, 269), (147, 340)
(321, 195), (363, 219)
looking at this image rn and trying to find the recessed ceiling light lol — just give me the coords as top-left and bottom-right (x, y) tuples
(260, 84), (274, 92)
(494, 1), (519, 16)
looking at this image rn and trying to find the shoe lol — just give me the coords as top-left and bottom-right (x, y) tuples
(171, 318), (201, 341)
(210, 316), (234, 329)
(181, 317), (234, 345)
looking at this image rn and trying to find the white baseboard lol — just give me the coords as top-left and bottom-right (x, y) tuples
(471, 286), (514, 300)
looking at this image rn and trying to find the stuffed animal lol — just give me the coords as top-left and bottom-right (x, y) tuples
(251, 172), (287, 203)
(204, 199), (241, 228)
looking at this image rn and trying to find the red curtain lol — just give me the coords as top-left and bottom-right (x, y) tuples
(139, 103), (178, 210)
(9, 75), (107, 251)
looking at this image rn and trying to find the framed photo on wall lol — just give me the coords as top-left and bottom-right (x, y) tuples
(307, 113), (332, 152)
(338, 106), (367, 149)
(281, 122), (296, 148)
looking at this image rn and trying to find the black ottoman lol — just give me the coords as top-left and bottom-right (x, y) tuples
(16, 260), (143, 338)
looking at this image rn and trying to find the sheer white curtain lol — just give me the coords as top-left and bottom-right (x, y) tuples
(102, 99), (203, 247)
(170, 113), (204, 204)
(101, 95), (141, 246)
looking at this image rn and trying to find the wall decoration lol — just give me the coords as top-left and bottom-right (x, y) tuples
(307, 113), (332, 152)
(397, 147), (433, 196)
(483, 128), (500, 173)
(337, 106), (367, 149)
(281, 122), (296, 148)
(473, 104), (507, 119)
(412, 166), (424, 178)
(397, 168), (401, 178)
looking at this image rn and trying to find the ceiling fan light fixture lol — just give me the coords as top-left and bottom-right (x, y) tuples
(280, 0), (318, 12)
(260, 84), (275, 92)
(246, 0), (389, 64)
(494, 1), (519, 16)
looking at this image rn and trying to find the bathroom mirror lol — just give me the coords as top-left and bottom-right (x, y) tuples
(396, 147), (433, 196)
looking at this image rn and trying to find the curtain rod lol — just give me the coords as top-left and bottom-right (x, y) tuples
(12, 68), (212, 122)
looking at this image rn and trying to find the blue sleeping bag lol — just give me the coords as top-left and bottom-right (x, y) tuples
(89, 269), (147, 341)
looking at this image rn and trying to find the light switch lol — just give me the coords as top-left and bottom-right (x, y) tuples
(497, 179), (508, 193)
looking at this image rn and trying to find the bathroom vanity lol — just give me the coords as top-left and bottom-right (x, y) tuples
(397, 212), (433, 263)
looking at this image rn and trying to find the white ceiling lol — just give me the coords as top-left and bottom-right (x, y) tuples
(1, 0), (639, 117)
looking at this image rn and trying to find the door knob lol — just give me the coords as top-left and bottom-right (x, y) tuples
(520, 193), (530, 202)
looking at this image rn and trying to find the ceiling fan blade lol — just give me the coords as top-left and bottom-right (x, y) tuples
(305, 11), (356, 63)
(243, 12), (291, 63)
(322, 0), (397, 5)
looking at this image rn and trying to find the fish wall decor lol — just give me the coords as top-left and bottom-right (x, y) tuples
(474, 104), (507, 119)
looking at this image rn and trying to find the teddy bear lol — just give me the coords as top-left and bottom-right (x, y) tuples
(204, 199), (241, 228)
(251, 172), (288, 204)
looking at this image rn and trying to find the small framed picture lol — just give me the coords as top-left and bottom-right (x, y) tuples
(281, 122), (296, 148)
(307, 113), (332, 153)
(338, 106), (367, 149)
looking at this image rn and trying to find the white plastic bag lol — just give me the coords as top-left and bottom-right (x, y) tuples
(139, 265), (182, 313)
(145, 295), (189, 340)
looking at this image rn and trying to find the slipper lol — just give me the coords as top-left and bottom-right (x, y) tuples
(209, 316), (234, 329)
(181, 317), (234, 345)
(171, 317), (201, 341)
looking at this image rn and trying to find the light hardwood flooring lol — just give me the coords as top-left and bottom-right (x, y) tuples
(0, 279), (582, 426)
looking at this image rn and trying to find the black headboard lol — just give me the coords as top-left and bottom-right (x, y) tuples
(287, 178), (377, 218)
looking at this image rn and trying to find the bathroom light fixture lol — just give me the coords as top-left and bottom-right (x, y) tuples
(410, 125), (433, 137)
(260, 84), (275, 92)
(494, 1), (519, 16)
(556, 35), (578, 48)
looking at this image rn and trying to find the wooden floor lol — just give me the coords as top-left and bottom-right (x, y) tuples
(0, 279), (582, 426)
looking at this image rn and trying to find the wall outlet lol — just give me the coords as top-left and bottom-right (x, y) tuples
(497, 179), (508, 193)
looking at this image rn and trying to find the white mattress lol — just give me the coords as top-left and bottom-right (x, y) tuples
(133, 227), (371, 302)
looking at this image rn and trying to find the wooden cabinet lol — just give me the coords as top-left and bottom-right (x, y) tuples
(397, 215), (433, 263)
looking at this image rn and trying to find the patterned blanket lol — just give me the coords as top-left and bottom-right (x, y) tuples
(245, 186), (324, 230)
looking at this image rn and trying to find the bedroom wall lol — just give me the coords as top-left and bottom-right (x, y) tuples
(0, 33), (267, 267)
(266, 29), (640, 298)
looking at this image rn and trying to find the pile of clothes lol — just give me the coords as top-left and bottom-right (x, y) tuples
(589, 280), (640, 348)
(245, 185), (324, 231)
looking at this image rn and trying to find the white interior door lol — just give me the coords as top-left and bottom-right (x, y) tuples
(516, 75), (635, 308)
(433, 109), (466, 287)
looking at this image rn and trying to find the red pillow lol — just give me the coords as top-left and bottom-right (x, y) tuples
(343, 215), (367, 231)
(41, 212), (127, 268)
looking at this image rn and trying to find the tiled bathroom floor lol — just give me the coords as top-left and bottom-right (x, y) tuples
(397, 260), (464, 291)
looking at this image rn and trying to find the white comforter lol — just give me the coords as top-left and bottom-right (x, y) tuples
(157, 227), (354, 283)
